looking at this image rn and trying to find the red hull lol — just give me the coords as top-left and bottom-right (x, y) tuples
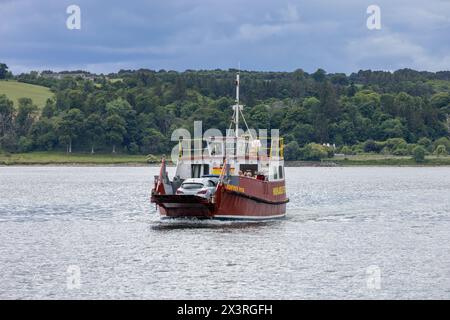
(213, 189), (287, 219)
(151, 176), (288, 220)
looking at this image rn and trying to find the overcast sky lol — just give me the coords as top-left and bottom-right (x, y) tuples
(1, 0), (449, 74)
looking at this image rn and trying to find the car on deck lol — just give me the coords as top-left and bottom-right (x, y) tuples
(175, 178), (218, 198)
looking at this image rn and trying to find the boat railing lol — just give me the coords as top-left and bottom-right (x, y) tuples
(176, 137), (284, 161)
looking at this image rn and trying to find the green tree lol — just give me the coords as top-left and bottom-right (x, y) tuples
(15, 98), (38, 137)
(353, 90), (380, 117)
(0, 95), (15, 151)
(58, 109), (84, 153)
(85, 114), (105, 154)
(363, 139), (382, 153)
(412, 146), (426, 162)
(330, 73), (348, 86)
(292, 124), (314, 145)
(380, 94), (396, 116)
(417, 137), (432, 150)
(17, 136), (33, 152)
(384, 138), (407, 154)
(172, 77), (186, 101)
(248, 104), (270, 129)
(347, 82), (357, 97)
(309, 81), (339, 142)
(104, 114), (126, 153)
(30, 118), (58, 150)
(430, 92), (450, 109)
(0, 94), (14, 137)
(312, 69), (326, 82)
(0, 63), (10, 79)
(341, 145), (352, 155)
(301, 143), (329, 161)
(434, 144), (447, 156)
(141, 128), (167, 154)
(284, 141), (300, 160)
(106, 98), (138, 149)
(42, 98), (57, 118)
(281, 104), (309, 132)
(433, 137), (450, 152)
(106, 98), (133, 117)
(393, 145), (409, 155)
(379, 118), (405, 140)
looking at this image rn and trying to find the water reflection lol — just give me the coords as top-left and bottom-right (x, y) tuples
(150, 218), (282, 230)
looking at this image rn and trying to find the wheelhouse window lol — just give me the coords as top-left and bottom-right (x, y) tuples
(208, 141), (223, 157)
(236, 138), (249, 157)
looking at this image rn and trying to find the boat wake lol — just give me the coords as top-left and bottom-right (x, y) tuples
(150, 216), (282, 230)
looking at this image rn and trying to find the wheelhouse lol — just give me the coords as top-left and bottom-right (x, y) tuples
(174, 135), (285, 183)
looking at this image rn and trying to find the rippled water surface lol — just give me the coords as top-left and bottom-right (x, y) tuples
(1, 166), (450, 299)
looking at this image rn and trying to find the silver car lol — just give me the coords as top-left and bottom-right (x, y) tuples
(176, 178), (217, 198)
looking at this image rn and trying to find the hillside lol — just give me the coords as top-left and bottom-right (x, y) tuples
(0, 80), (53, 109)
(0, 68), (449, 160)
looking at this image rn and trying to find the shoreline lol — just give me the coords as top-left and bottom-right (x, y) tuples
(1, 152), (450, 167)
(0, 163), (158, 167)
(2, 161), (450, 168)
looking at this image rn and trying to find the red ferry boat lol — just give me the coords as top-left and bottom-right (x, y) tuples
(151, 74), (288, 220)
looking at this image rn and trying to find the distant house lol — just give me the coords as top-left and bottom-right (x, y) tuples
(322, 143), (336, 149)
(39, 71), (98, 81)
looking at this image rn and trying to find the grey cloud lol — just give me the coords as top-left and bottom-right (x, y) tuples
(0, 0), (449, 73)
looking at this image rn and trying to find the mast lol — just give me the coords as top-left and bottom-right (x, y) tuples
(231, 71), (250, 139)
(235, 73), (240, 138)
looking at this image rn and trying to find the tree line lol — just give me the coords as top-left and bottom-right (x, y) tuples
(1, 63), (450, 160)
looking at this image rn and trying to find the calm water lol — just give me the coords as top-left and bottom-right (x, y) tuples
(0, 166), (450, 299)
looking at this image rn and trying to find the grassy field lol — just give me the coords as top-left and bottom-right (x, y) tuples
(0, 80), (54, 109)
(1, 151), (450, 166)
(0, 152), (156, 165)
(323, 154), (450, 166)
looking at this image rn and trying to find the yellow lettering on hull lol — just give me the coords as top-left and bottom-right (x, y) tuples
(273, 186), (286, 196)
(225, 184), (245, 193)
